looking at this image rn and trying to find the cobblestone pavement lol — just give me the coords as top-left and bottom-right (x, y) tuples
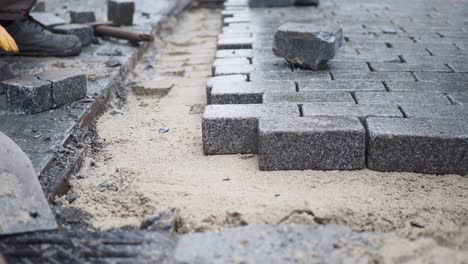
(204, 0), (468, 174)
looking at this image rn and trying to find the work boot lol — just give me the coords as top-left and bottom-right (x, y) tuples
(2, 15), (82, 57)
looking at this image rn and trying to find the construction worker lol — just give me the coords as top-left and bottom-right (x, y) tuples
(0, 0), (82, 56)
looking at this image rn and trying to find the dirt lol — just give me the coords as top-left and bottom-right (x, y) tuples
(59, 8), (468, 254)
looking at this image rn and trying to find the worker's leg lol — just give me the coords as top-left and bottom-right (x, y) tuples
(0, 0), (37, 21)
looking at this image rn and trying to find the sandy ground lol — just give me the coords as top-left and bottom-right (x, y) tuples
(61, 8), (468, 253)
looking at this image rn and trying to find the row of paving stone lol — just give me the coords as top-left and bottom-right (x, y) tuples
(202, 0), (468, 175)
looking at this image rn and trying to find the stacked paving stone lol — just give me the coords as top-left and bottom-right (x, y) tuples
(203, 0), (468, 175)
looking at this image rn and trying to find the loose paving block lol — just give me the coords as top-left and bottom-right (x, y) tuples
(355, 92), (451, 105)
(263, 91), (354, 103)
(385, 81), (468, 93)
(108, 0), (135, 26)
(2, 75), (53, 114)
(0, 61), (15, 94)
(366, 117), (468, 175)
(302, 103), (402, 118)
(273, 23), (343, 70)
(216, 49), (253, 59)
(258, 116), (365, 171)
(202, 104), (299, 154)
(214, 64), (255, 77)
(36, 70), (87, 108)
(210, 81), (295, 104)
(218, 37), (254, 49)
(448, 92), (468, 105)
(52, 24), (94, 46)
(400, 105), (468, 119)
(206, 75), (248, 104)
(69, 11), (96, 24)
(299, 80), (386, 92)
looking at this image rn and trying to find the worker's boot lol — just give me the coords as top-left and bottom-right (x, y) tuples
(1, 15), (82, 57)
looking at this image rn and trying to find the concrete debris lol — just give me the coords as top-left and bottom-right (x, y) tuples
(52, 24), (94, 47)
(108, 0), (136, 26)
(273, 23), (343, 70)
(69, 11), (97, 24)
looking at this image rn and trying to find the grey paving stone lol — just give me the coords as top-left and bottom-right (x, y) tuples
(263, 91), (354, 103)
(366, 117), (468, 175)
(2, 75), (53, 114)
(402, 55), (468, 64)
(218, 37), (254, 49)
(258, 116), (365, 170)
(251, 58), (292, 72)
(69, 11), (96, 24)
(299, 80), (386, 92)
(302, 103), (402, 118)
(355, 92), (452, 105)
(0, 61), (15, 94)
(108, 0), (135, 26)
(400, 105), (467, 119)
(202, 104), (299, 154)
(36, 71), (87, 108)
(224, 16), (251, 26)
(212, 58), (250, 75)
(449, 63), (468, 73)
(206, 75), (248, 104)
(52, 24), (94, 47)
(414, 72), (468, 82)
(385, 81), (468, 93)
(448, 92), (468, 105)
(210, 81), (295, 104)
(273, 23), (343, 70)
(216, 49), (253, 59)
(369, 62), (451, 72)
(250, 71), (331, 81)
(214, 64), (255, 77)
(333, 71), (415, 81)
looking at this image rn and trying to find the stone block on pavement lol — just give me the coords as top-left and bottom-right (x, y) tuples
(366, 117), (468, 175)
(52, 24), (94, 46)
(36, 70), (87, 108)
(400, 105), (468, 119)
(210, 81), (295, 104)
(248, 0), (319, 7)
(2, 75), (53, 114)
(69, 11), (96, 24)
(355, 92), (452, 105)
(216, 49), (253, 59)
(202, 104), (299, 154)
(302, 103), (402, 118)
(299, 80), (386, 92)
(108, 0), (135, 26)
(0, 61), (15, 94)
(214, 64), (255, 77)
(218, 37), (254, 49)
(206, 75), (248, 104)
(273, 23), (343, 70)
(258, 116), (365, 171)
(262, 91), (354, 103)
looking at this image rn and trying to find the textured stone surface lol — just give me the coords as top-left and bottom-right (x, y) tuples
(218, 37), (253, 49)
(367, 117), (468, 175)
(400, 105), (468, 119)
(2, 75), (53, 114)
(202, 104), (299, 154)
(206, 75), (248, 103)
(214, 64), (255, 77)
(0, 61), (15, 94)
(448, 92), (468, 105)
(355, 92), (452, 105)
(36, 71), (87, 108)
(385, 81), (468, 93)
(258, 117), (365, 170)
(108, 0), (135, 26)
(250, 71), (331, 81)
(210, 81), (295, 104)
(216, 49), (254, 59)
(273, 23), (343, 70)
(333, 71), (415, 81)
(52, 24), (94, 46)
(263, 91), (354, 103)
(303, 103), (403, 118)
(69, 11), (96, 24)
(248, 0), (319, 7)
(299, 80), (386, 91)
(30, 12), (66, 27)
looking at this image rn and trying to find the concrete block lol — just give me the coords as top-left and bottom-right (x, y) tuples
(2, 75), (53, 114)
(250, 71), (331, 81)
(214, 64), (255, 77)
(218, 37), (253, 49)
(400, 105), (468, 119)
(36, 70), (87, 108)
(302, 103), (402, 118)
(210, 81), (295, 104)
(414, 72), (468, 82)
(202, 104), (299, 154)
(448, 92), (468, 105)
(108, 0), (135, 26)
(248, 0), (318, 7)
(355, 92), (452, 105)
(70, 11), (96, 24)
(52, 24), (94, 46)
(206, 75), (248, 104)
(385, 81), (468, 93)
(258, 116), (365, 171)
(273, 23), (343, 70)
(216, 49), (253, 59)
(333, 71), (415, 81)
(299, 80), (385, 92)
(369, 62), (451, 72)
(366, 117), (468, 175)
(0, 61), (15, 94)
(212, 58), (250, 75)
(263, 91), (354, 103)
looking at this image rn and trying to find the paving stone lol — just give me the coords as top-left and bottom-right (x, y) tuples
(369, 62), (451, 72)
(216, 49), (253, 59)
(210, 81), (295, 104)
(202, 104), (299, 154)
(32, 1), (45, 12)
(400, 105), (468, 119)
(401, 55), (468, 64)
(69, 11), (96, 24)
(299, 80), (386, 92)
(206, 75), (248, 104)
(302, 103), (402, 118)
(224, 16), (251, 26)
(0, 61), (15, 94)
(385, 81), (468, 93)
(250, 71), (331, 81)
(263, 91), (354, 103)
(449, 63), (468, 73)
(248, 0), (294, 7)
(355, 92), (451, 105)
(212, 58), (250, 75)
(258, 116), (365, 171)
(333, 71), (415, 81)
(108, 0), (135, 26)
(214, 64), (255, 77)
(273, 23), (343, 70)
(2, 75), (53, 114)
(251, 58), (292, 72)
(218, 37), (254, 49)
(52, 24), (94, 47)
(36, 71), (87, 108)
(366, 117), (468, 175)
(414, 72), (468, 82)
(448, 92), (468, 105)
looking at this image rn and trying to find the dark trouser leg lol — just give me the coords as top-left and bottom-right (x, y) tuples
(0, 0), (37, 21)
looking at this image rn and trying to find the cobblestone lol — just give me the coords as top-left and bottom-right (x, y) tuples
(302, 103), (402, 118)
(263, 91), (354, 103)
(448, 92), (468, 105)
(299, 80), (386, 92)
(385, 81), (468, 93)
(355, 92), (452, 105)
(210, 81), (295, 104)
(400, 105), (468, 119)
(2, 75), (53, 114)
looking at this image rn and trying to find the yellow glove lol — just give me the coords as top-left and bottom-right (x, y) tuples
(0, 25), (19, 53)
